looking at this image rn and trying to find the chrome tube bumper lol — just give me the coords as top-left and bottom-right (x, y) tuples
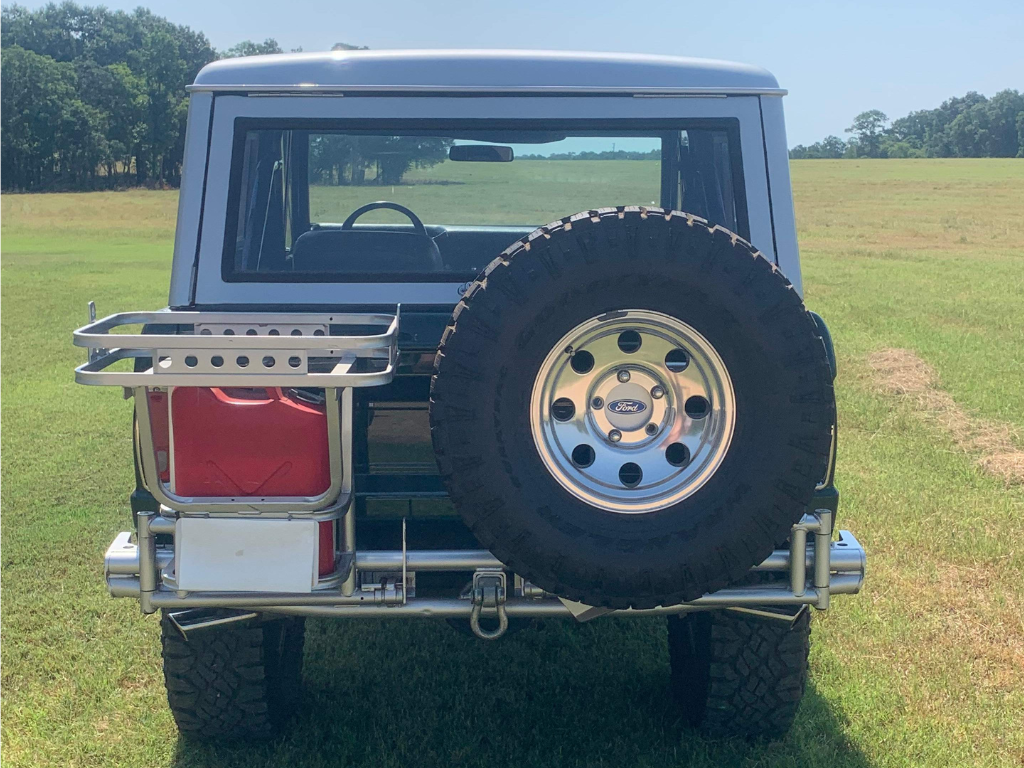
(105, 509), (865, 620)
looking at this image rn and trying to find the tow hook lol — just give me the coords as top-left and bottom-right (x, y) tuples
(469, 569), (508, 640)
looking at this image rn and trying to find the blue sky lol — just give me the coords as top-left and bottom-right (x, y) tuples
(8, 0), (1023, 146)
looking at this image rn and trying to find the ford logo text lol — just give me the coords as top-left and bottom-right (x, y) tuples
(607, 399), (647, 414)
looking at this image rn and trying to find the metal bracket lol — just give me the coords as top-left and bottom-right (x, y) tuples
(557, 597), (613, 623)
(363, 578), (404, 606)
(470, 569), (508, 640)
(166, 608), (259, 639)
(724, 604), (809, 625)
(87, 302), (108, 364)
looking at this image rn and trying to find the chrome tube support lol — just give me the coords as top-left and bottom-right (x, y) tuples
(339, 393), (357, 595)
(136, 510), (157, 614)
(787, 510), (836, 609)
(790, 526), (808, 596)
(814, 510), (834, 610)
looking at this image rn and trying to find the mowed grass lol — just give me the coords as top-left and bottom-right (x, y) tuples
(2, 159), (1023, 767)
(310, 158), (663, 225)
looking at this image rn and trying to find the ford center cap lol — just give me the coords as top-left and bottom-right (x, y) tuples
(604, 383), (652, 431)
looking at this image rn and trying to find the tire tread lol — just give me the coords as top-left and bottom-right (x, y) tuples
(668, 610), (811, 739)
(160, 613), (304, 740)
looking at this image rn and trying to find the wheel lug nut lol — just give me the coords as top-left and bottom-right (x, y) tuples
(617, 370), (631, 383)
(592, 397), (604, 409)
(608, 429), (622, 443)
(651, 386), (665, 399)
(645, 423), (658, 435)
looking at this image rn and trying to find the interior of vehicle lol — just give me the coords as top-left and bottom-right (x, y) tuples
(224, 124), (747, 282)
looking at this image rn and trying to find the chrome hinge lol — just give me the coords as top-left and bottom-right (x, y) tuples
(470, 569), (508, 640)
(362, 576), (404, 606)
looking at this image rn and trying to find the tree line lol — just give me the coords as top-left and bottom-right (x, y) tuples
(518, 149), (662, 161)
(0, 2), (362, 191)
(791, 91), (1024, 159)
(308, 134), (451, 187)
(3, 3), (1020, 191)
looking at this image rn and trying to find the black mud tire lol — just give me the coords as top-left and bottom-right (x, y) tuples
(161, 612), (305, 741)
(667, 609), (811, 739)
(430, 208), (834, 609)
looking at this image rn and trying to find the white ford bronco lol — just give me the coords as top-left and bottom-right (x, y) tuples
(75, 50), (865, 741)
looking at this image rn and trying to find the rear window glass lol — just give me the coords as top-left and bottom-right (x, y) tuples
(223, 121), (746, 283)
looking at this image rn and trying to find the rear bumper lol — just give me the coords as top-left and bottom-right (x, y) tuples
(105, 509), (865, 620)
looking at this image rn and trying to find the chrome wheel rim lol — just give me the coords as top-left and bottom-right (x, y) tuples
(530, 310), (736, 514)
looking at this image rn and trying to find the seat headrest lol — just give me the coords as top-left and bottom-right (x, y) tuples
(291, 229), (439, 273)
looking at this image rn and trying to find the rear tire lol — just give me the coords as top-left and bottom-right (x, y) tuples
(161, 612), (305, 740)
(667, 609), (810, 739)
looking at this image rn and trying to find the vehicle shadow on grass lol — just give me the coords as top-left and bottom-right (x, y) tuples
(171, 617), (874, 768)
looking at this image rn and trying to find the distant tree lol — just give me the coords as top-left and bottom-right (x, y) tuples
(1, 46), (78, 189)
(888, 111), (929, 153)
(788, 135), (846, 159)
(1, 2), (215, 190)
(928, 92), (988, 156)
(309, 134), (355, 184)
(309, 134), (452, 186)
(331, 42), (369, 51)
(879, 139), (922, 159)
(845, 110), (889, 158)
(935, 92), (1024, 158)
(75, 60), (147, 183)
(221, 38), (283, 58)
(983, 89), (1024, 157)
(818, 135), (848, 158)
(360, 136), (452, 185)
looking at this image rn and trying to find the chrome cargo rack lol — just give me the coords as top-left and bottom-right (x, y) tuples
(74, 304), (399, 389)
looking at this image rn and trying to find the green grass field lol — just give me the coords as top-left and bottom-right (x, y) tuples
(2, 159), (1023, 767)
(309, 158), (664, 225)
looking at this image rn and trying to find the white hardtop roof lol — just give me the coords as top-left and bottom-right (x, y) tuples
(190, 49), (783, 96)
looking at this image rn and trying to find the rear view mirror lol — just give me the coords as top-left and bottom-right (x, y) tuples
(449, 145), (514, 162)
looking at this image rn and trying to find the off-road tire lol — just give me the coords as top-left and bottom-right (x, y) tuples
(161, 612), (305, 740)
(667, 609), (811, 739)
(430, 207), (835, 608)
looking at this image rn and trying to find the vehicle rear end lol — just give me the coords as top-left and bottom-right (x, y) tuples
(76, 50), (864, 741)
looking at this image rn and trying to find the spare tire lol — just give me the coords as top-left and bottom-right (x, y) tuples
(430, 208), (834, 609)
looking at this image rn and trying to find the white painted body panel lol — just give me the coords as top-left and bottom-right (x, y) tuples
(759, 96), (803, 294)
(190, 49), (782, 94)
(168, 92), (212, 305)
